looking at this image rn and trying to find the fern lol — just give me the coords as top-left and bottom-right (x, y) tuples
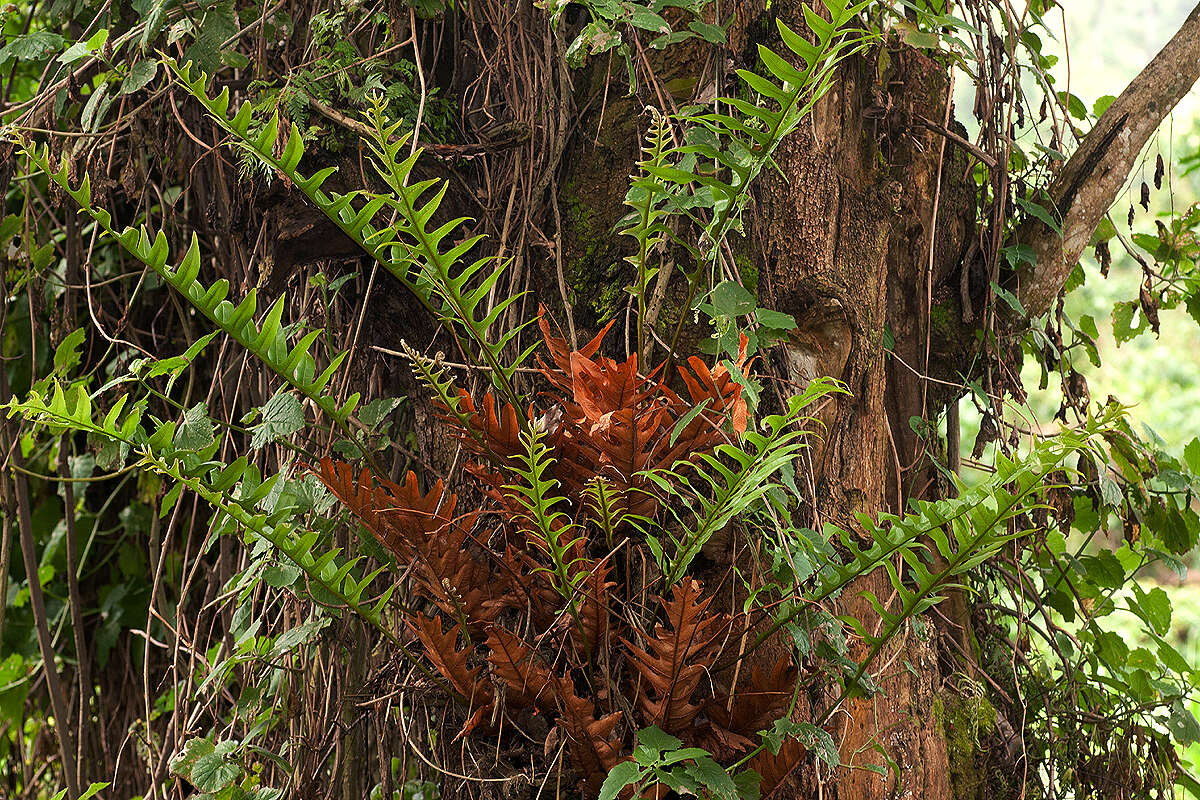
(2, 381), (405, 651)
(620, 108), (678, 357)
(730, 423), (1099, 692)
(20, 144), (361, 431)
(650, 0), (874, 266)
(648, 378), (846, 584)
(398, 339), (484, 448)
(167, 61), (532, 412)
(506, 426), (589, 611)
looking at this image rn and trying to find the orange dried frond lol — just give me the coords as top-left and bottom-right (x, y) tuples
(537, 306), (615, 391)
(699, 656), (796, 761)
(673, 333), (751, 437)
(310, 458), (455, 560)
(415, 522), (508, 630)
(567, 350), (660, 423)
(555, 690), (624, 793)
(573, 559), (618, 658)
(437, 389), (526, 462)
(623, 579), (728, 734)
(485, 626), (560, 713)
(410, 613), (492, 708)
(748, 739), (807, 796)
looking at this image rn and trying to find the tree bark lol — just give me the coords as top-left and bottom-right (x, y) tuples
(752, 21), (966, 796)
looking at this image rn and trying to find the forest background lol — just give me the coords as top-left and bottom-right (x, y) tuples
(4, 0), (1200, 798)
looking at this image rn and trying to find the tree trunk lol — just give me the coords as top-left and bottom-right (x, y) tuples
(556, 6), (973, 797)
(753, 25), (966, 800)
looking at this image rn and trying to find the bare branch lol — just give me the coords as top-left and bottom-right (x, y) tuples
(1015, 2), (1200, 318)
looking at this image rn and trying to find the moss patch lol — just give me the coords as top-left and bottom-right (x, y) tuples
(562, 179), (625, 321)
(933, 686), (997, 799)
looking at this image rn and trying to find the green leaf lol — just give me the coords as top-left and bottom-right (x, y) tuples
(755, 308), (797, 330)
(121, 60), (159, 94)
(250, 390), (305, 449)
(53, 328), (87, 375)
(1090, 217), (1117, 245)
(565, 21), (622, 67)
(1093, 94), (1117, 117)
(175, 403), (216, 451)
(637, 725), (683, 755)
(0, 32), (65, 66)
(1171, 702), (1200, 745)
(1111, 300), (1146, 344)
(358, 396), (402, 428)
(191, 740), (242, 792)
(1079, 550), (1125, 589)
(81, 83), (112, 132)
(628, 6), (671, 33)
(50, 784), (110, 800)
(171, 737), (215, 779)
(1131, 584), (1171, 637)
(60, 28), (108, 63)
(263, 562), (301, 588)
(669, 398), (711, 446)
(599, 761), (645, 800)
(688, 20), (726, 43)
(990, 281), (1026, 316)
(1015, 196), (1060, 235)
(796, 722), (839, 766)
(684, 756), (738, 797)
(1057, 91), (1087, 120)
(1184, 437), (1200, 476)
(269, 616), (330, 659)
(709, 280), (756, 317)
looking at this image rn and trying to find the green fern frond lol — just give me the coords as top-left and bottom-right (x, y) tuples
(20, 145), (360, 434)
(166, 60), (531, 413)
(621, 108), (677, 357)
(1, 379), (477, 696)
(649, 377), (847, 584)
(651, 0), (875, 265)
(506, 426), (589, 609)
(583, 476), (628, 551)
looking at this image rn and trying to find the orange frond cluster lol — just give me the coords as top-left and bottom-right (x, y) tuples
(308, 309), (806, 792)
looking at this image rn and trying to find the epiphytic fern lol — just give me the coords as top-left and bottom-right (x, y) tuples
(21, 144), (361, 429)
(169, 60), (531, 410)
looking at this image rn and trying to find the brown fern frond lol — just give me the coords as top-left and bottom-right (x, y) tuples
(485, 626), (560, 712)
(410, 613), (492, 739)
(537, 306), (615, 393)
(310, 458), (454, 560)
(436, 389), (526, 463)
(555, 689), (624, 793)
(415, 520), (508, 630)
(573, 559), (617, 659)
(750, 739), (807, 796)
(698, 656), (796, 761)
(674, 332), (750, 434)
(312, 458), (507, 628)
(623, 579), (727, 734)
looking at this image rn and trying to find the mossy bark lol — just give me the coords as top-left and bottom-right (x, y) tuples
(479, 3), (990, 796)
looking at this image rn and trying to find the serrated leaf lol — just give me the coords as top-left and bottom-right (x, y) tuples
(175, 403), (216, 451)
(190, 740), (242, 792)
(250, 390), (305, 449)
(599, 761), (645, 800)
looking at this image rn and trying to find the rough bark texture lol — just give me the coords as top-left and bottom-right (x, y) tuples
(753, 26), (967, 797)
(557, 8), (975, 796)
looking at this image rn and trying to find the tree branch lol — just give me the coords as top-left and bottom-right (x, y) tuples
(1014, 2), (1200, 318)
